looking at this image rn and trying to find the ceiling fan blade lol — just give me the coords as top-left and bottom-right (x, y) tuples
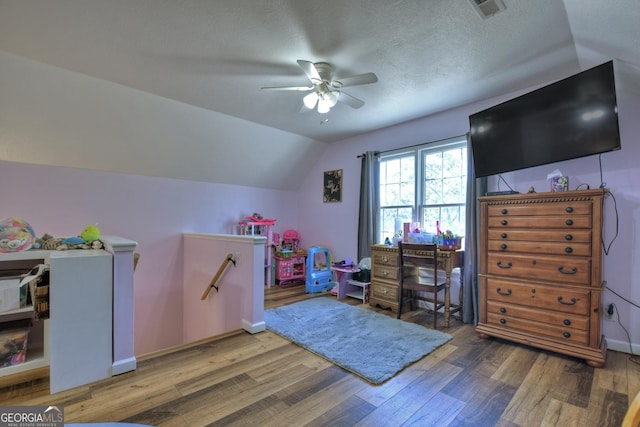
(338, 91), (365, 109)
(297, 60), (322, 83)
(333, 72), (378, 88)
(261, 85), (313, 91)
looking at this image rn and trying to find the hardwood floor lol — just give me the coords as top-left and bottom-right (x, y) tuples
(1, 283), (638, 426)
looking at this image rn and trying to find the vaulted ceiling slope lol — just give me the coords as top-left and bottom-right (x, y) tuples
(0, 0), (639, 188)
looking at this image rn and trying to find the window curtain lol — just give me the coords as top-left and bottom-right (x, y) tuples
(357, 151), (379, 261)
(463, 134), (486, 324)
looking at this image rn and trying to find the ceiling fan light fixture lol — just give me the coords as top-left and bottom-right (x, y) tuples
(317, 99), (331, 114)
(263, 59), (377, 113)
(303, 92), (319, 109)
(324, 90), (339, 107)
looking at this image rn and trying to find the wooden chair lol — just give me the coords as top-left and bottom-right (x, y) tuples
(397, 242), (447, 328)
(623, 389), (640, 427)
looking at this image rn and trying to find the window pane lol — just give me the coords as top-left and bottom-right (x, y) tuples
(424, 146), (467, 206)
(380, 155), (414, 207)
(421, 207), (440, 234)
(441, 206), (465, 236)
(420, 205), (466, 236)
(380, 207), (413, 243)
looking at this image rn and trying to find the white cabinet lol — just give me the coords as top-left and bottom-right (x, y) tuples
(0, 249), (113, 392)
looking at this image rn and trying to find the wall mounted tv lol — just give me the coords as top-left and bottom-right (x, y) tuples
(469, 61), (621, 178)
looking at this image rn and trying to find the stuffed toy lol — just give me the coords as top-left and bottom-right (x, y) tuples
(0, 217), (36, 253)
(81, 224), (101, 242)
(36, 232), (104, 251)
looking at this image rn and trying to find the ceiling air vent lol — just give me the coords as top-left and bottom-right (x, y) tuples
(470, 0), (506, 19)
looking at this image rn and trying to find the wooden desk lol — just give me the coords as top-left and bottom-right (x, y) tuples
(370, 245), (464, 327)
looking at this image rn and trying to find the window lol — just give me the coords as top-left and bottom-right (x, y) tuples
(377, 136), (467, 243)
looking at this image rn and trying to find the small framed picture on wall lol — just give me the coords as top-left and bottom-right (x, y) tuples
(323, 169), (342, 203)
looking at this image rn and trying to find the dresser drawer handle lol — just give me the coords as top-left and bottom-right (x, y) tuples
(566, 219), (574, 226)
(382, 288), (388, 295)
(558, 265), (577, 274)
(497, 261), (512, 269)
(501, 233), (508, 239)
(500, 318), (507, 324)
(566, 207), (574, 213)
(563, 332), (571, 338)
(501, 220), (508, 226)
(563, 319), (571, 326)
(565, 234), (573, 241)
(557, 296), (577, 305)
(500, 307), (507, 313)
(500, 244), (507, 251)
(382, 257), (388, 262)
(383, 271), (389, 276)
(496, 287), (512, 296)
(501, 209), (508, 215)
(565, 247), (573, 253)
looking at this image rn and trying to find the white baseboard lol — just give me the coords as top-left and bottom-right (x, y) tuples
(112, 356), (137, 375)
(243, 319), (266, 334)
(605, 337), (640, 355)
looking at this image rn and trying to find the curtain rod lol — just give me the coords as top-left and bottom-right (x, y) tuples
(356, 134), (468, 158)
(356, 151), (380, 159)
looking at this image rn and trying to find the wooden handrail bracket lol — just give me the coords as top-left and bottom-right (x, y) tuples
(201, 253), (236, 300)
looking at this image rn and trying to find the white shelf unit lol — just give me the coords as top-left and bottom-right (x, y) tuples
(345, 279), (370, 304)
(0, 249), (113, 393)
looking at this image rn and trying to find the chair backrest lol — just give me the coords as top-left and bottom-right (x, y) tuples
(623, 389), (640, 427)
(398, 242), (439, 283)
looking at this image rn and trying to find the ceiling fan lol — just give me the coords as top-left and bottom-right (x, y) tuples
(261, 60), (378, 113)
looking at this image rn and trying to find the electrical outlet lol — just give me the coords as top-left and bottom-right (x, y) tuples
(605, 303), (615, 320)
(234, 251), (241, 266)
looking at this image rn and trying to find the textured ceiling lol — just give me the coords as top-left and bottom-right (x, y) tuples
(1, 0), (638, 144)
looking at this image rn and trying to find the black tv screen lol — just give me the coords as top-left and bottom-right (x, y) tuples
(469, 61), (621, 178)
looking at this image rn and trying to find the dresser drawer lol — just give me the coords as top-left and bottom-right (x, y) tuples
(373, 265), (400, 281)
(488, 229), (591, 243)
(488, 215), (592, 229)
(487, 253), (591, 285)
(370, 281), (398, 305)
(487, 201), (592, 217)
(487, 240), (591, 256)
(486, 312), (589, 345)
(485, 278), (590, 315)
(487, 300), (589, 330)
(371, 249), (398, 267)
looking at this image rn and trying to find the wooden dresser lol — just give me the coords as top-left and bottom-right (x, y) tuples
(370, 245), (401, 312)
(476, 189), (607, 367)
(370, 244), (463, 327)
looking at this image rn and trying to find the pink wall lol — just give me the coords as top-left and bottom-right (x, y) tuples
(183, 234), (266, 343)
(0, 161), (298, 356)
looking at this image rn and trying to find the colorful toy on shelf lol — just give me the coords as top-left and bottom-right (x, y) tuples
(81, 224), (101, 242)
(305, 246), (333, 294)
(0, 217), (36, 253)
(282, 229), (300, 251)
(238, 215), (276, 245)
(238, 214), (277, 286)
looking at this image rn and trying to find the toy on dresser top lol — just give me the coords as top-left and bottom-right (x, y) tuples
(0, 217), (36, 253)
(36, 224), (103, 251)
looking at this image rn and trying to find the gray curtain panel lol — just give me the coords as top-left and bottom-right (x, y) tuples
(463, 134), (486, 324)
(357, 151), (379, 262)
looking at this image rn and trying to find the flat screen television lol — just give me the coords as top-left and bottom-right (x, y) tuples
(469, 61), (621, 178)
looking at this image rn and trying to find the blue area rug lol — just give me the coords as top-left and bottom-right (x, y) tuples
(264, 297), (452, 384)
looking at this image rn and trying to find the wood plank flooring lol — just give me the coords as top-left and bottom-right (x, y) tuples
(1, 283), (638, 426)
